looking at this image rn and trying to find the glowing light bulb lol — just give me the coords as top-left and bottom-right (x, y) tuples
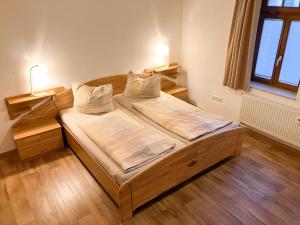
(155, 44), (170, 68)
(157, 44), (169, 57)
(30, 65), (48, 95)
(30, 65), (46, 78)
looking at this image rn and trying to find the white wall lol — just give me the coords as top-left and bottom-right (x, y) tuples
(181, 0), (300, 122)
(181, 0), (242, 121)
(0, 0), (182, 153)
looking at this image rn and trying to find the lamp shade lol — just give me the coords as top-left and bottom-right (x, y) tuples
(158, 44), (169, 57)
(155, 44), (170, 68)
(30, 65), (47, 95)
(30, 65), (46, 78)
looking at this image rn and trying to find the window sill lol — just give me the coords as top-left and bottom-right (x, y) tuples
(250, 81), (297, 100)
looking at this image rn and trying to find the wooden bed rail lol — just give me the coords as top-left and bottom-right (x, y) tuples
(63, 116), (243, 221)
(122, 127), (243, 213)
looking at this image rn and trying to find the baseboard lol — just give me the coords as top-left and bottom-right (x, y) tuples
(243, 126), (300, 152)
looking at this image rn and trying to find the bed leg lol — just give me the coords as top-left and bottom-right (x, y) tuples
(235, 132), (244, 158)
(119, 184), (133, 222)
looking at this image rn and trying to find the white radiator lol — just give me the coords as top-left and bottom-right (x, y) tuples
(240, 94), (300, 150)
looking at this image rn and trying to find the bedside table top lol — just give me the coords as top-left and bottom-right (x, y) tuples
(4, 86), (64, 120)
(164, 86), (188, 95)
(12, 119), (61, 141)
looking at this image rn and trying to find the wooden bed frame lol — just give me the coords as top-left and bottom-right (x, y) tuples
(14, 74), (243, 221)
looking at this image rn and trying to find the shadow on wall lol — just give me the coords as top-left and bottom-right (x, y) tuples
(179, 69), (195, 106)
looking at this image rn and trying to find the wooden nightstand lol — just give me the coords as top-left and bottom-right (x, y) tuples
(164, 86), (189, 102)
(145, 63), (181, 79)
(145, 63), (190, 103)
(12, 119), (64, 160)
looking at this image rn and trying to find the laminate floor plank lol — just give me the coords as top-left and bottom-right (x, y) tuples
(0, 156), (37, 225)
(0, 131), (300, 225)
(0, 159), (18, 225)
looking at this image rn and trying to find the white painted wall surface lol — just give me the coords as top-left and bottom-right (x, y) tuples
(181, 0), (242, 121)
(0, 0), (182, 153)
(181, 0), (300, 122)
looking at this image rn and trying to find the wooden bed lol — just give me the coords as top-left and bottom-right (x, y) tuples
(14, 74), (243, 221)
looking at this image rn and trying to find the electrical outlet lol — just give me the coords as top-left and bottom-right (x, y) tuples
(212, 95), (223, 103)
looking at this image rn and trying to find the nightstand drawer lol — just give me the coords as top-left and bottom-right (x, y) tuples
(18, 136), (64, 160)
(12, 119), (64, 160)
(16, 128), (62, 149)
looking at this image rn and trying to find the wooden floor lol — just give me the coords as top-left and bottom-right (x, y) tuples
(1, 131), (300, 225)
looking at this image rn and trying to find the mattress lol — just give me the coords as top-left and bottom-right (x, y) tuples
(113, 92), (239, 144)
(59, 102), (186, 185)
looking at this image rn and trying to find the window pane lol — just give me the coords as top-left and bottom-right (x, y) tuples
(268, 0), (283, 6)
(279, 21), (300, 86)
(255, 19), (284, 79)
(284, 0), (300, 7)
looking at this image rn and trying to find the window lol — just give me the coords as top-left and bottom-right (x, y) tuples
(252, 0), (300, 92)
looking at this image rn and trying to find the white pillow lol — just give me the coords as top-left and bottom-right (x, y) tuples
(124, 72), (161, 98)
(72, 82), (113, 114)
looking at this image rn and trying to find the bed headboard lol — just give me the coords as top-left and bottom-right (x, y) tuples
(13, 74), (176, 128)
(54, 74), (127, 111)
(55, 74), (176, 111)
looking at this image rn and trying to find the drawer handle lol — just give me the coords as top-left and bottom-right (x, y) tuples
(187, 160), (198, 168)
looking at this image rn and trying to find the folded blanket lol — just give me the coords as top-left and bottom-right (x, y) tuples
(78, 110), (176, 173)
(132, 99), (232, 141)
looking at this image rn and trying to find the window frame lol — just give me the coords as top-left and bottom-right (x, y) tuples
(252, 0), (300, 92)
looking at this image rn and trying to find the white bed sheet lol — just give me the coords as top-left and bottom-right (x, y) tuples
(59, 102), (186, 185)
(113, 92), (240, 144)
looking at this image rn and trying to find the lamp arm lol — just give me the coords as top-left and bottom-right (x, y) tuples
(30, 65), (39, 95)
